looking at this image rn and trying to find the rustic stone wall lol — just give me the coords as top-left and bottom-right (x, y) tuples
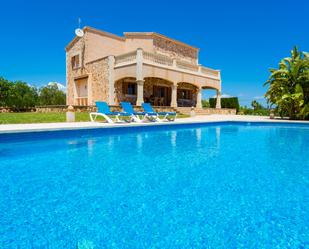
(177, 107), (237, 115)
(0, 107), (36, 113)
(35, 105), (177, 113)
(86, 58), (109, 105)
(153, 36), (197, 64)
(0, 107), (13, 113)
(200, 108), (237, 115)
(66, 34), (109, 106)
(36, 105), (97, 113)
(66, 37), (86, 105)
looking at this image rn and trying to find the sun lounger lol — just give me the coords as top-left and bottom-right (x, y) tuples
(142, 103), (177, 121)
(89, 101), (131, 123)
(120, 102), (144, 122)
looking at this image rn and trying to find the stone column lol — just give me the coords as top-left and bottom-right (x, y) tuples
(216, 90), (221, 109)
(136, 48), (144, 106)
(108, 55), (115, 105)
(196, 87), (202, 108)
(136, 48), (143, 80)
(170, 83), (177, 108)
(136, 80), (145, 106)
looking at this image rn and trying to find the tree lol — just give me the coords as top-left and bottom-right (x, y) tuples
(7, 81), (38, 111)
(0, 76), (67, 111)
(0, 77), (13, 107)
(38, 84), (66, 105)
(264, 47), (309, 119)
(239, 101), (270, 116)
(251, 100), (263, 110)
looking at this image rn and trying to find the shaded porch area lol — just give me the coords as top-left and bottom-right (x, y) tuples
(114, 77), (220, 108)
(115, 77), (173, 106)
(177, 82), (198, 107)
(143, 78), (172, 106)
(115, 77), (137, 105)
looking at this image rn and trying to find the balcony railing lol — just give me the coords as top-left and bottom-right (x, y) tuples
(114, 49), (220, 79)
(176, 60), (199, 72)
(200, 66), (220, 77)
(143, 51), (173, 66)
(115, 51), (136, 65)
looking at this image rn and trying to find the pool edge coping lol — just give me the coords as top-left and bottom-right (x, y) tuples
(0, 116), (308, 134)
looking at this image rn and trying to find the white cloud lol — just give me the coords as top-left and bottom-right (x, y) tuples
(48, 82), (66, 92)
(211, 93), (233, 98)
(221, 94), (232, 98)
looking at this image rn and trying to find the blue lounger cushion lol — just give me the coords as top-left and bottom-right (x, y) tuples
(142, 103), (176, 116)
(120, 102), (145, 115)
(96, 101), (130, 116)
(90, 101), (134, 123)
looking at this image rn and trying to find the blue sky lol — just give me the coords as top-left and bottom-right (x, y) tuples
(1, 0), (308, 106)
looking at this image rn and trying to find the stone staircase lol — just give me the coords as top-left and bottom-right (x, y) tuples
(132, 105), (236, 116)
(176, 107), (207, 115)
(176, 107), (236, 115)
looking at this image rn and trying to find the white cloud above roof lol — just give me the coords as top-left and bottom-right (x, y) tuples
(48, 82), (66, 92)
(211, 93), (233, 98)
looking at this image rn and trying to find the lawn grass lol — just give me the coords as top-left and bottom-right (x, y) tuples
(0, 112), (189, 124)
(0, 112), (90, 124)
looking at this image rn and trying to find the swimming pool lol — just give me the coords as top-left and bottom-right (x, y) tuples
(0, 122), (308, 248)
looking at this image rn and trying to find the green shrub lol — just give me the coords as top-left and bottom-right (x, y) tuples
(202, 99), (210, 108)
(209, 97), (240, 111)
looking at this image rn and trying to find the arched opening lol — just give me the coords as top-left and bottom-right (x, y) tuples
(115, 77), (137, 105)
(177, 82), (198, 107)
(144, 77), (173, 106)
(202, 87), (219, 108)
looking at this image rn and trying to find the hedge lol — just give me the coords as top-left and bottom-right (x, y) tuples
(209, 97), (240, 111)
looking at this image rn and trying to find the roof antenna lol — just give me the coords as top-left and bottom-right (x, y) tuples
(75, 17), (84, 37)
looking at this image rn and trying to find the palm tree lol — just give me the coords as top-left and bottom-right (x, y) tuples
(251, 100), (263, 110)
(264, 47), (309, 119)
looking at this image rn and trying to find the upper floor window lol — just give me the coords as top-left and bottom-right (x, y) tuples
(71, 55), (80, 69)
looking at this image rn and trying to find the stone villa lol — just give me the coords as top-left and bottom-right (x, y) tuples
(66, 26), (222, 110)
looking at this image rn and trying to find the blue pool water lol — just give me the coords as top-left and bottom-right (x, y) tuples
(0, 122), (308, 248)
